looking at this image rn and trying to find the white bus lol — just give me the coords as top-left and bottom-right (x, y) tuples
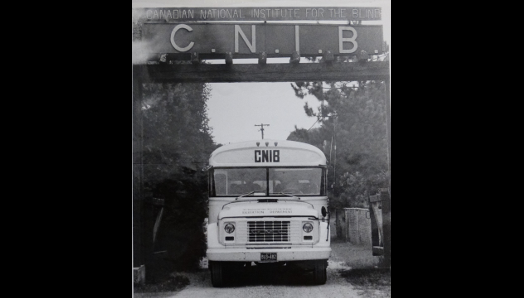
(206, 140), (331, 286)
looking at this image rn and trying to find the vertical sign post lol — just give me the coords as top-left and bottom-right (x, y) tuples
(383, 78), (391, 268)
(133, 65), (144, 275)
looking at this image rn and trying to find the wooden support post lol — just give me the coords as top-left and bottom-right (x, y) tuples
(382, 77), (391, 268)
(385, 79), (391, 176)
(133, 65), (144, 270)
(133, 65), (158, 282)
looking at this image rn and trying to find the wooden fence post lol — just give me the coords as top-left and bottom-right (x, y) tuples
(133, 65), (146, 281)
(383, 76), (391, 268)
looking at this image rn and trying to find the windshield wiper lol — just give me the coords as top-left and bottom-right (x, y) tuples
(235, 191), (255, 200)
(272, 192), (302, 200)
(235, 191), (300, 201)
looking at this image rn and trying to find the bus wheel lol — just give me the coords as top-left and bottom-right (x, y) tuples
(210, 261), (226, 287)
(313, 260), (327, 285)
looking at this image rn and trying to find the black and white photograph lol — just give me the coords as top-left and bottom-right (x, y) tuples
(133, 0), (390, 297)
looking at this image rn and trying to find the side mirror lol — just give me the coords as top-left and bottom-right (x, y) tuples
(321, 206), (327, 218)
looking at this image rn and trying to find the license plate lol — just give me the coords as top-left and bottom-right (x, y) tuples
(260, 253), (277, 262)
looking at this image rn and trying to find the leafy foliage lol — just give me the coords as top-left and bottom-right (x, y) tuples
(141, 82), (215, 175)
(133, 17), (221, 278)
(138, 82), (219, 274)
(288, 81), (389, 208)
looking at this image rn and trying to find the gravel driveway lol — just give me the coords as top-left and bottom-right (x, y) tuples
(134, 241), (389, 298)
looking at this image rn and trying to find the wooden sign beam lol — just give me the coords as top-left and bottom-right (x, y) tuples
(134, 7), (382, 22)
(135, 61), (389, 83)
(142, 24), (383, 58)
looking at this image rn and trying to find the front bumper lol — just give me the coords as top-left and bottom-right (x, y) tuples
(207, 247), (331, 262)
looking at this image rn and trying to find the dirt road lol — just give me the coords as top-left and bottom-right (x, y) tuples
(170, 261), (362, 298)
(134, 241), (390, 298)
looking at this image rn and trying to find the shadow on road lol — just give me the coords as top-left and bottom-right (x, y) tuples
(220, 263), (321, 287)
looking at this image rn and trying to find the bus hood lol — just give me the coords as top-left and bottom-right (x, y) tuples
(218, 200), (319, 219)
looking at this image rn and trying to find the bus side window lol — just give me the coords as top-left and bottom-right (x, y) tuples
(215, 174), (226, 195)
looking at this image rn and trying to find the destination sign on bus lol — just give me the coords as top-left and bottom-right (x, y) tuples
(142, 24), (383, 57)
(255, 150), (280, 163)
(134, 7), (381, 22)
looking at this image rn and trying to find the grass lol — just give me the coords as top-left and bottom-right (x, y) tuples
(339, 268), (391, 298)
(330, 239), (391, 298)
(340, 268), (391, 287)
(133, 273), (190, 297)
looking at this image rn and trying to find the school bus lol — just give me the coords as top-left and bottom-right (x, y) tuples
(206, 140), (331, 286)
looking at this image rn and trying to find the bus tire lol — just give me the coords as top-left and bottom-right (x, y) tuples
(210, 261), (226, 287)
(313, 260), (327, 285)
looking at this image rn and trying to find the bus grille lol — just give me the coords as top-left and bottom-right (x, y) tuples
(248, 221), (290, 242)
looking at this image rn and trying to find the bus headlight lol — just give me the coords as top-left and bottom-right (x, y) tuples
(303, 222), (314, 233)
(224, 223), (236, 234)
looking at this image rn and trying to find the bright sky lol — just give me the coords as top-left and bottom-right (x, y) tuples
(132, 0), (391, 145)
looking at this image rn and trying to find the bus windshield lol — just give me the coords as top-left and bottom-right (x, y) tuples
(211, 167), (324, 197)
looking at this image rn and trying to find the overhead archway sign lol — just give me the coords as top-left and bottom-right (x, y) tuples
(136, 7), (383, 60)
(142, 23), (383, 58)
(134, 7), (381, 22)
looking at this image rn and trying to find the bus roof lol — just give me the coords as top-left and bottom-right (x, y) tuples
(209, 139), (327, 167)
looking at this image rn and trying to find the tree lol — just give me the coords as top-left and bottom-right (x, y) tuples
(137, 81), (219, 278)
(133, 17), (221, 280)
(288, 81), (389, 208)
